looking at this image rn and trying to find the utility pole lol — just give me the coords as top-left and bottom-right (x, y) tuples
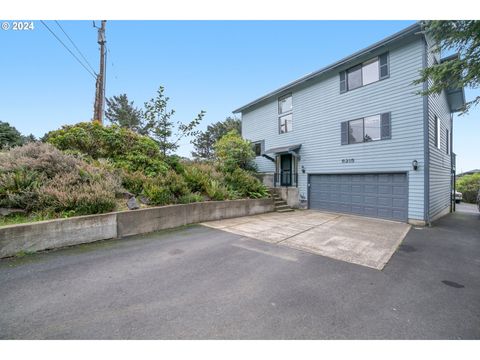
(93, 20), (106, 124)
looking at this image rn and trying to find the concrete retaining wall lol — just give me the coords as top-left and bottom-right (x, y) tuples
(0, 199), (273, 258)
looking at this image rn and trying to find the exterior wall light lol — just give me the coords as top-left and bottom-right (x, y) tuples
(412, 160), (418, 171)
(301, 165), (306, 173)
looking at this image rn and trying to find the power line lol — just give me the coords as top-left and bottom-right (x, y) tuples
(40, 20), (96, 79)
(54, 20), (97, 75)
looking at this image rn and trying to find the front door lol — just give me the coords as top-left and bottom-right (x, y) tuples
(280, 154), (292, 186)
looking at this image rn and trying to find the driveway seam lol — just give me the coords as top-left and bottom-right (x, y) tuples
(275, 214), (342, 244)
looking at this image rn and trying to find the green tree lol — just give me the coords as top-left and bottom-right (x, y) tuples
(44, 122), (168, 176)
(143, 86), (205, 156)
(456, 173), (480, 203)
(191, 117), (241, 160)
(214, 130), (256, 173)
(415, 20), (480, 114)
(105, 94), (145, 134)
(0, 121), (35, 149)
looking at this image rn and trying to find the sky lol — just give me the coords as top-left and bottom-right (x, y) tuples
(0, 20), (478, 173)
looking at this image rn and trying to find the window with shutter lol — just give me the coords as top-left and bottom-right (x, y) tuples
(341, 112), (391, 145)
(340, 52), (389, 93)
(446, 129), (450, 155)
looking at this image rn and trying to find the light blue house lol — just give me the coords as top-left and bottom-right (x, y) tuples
(234, 23), (465, 225)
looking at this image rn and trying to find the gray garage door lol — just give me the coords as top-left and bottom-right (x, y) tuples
(309, 173), (408, 221)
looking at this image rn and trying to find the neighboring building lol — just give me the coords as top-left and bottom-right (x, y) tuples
(234, 22), (465, 225)
(456, 169), (480, 178)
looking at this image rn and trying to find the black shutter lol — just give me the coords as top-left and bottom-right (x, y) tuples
(340, 71), (347, 93)
(381, 113), (391, 140)
(341, 121), (348, 145)
(379, 53), (389, 79)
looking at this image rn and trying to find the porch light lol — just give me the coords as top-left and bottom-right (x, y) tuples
(412, 160), (418, 171)
(302, 165), (306, 173)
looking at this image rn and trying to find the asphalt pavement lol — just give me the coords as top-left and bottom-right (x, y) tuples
(0, 211), (479, 339)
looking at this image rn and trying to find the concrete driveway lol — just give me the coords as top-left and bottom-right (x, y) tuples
(202, 210), (411, 270)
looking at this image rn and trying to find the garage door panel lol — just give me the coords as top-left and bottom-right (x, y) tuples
(392, 210), (406, 220)
(364, 196), (377, 205)
(378, 208), (393, 219)
(352, 185), (363, 193)
(378, 197), (393, 207)
(378, 185), (392, 195)
(364, 206), (378, 217)
(392, 198), (407, 208)
(378, 174), (392, 183)
(393, 186), (407, 195)
(393, 174), (407, 183)
(309, 173), (408, 221)
(351, 194), (363, 204)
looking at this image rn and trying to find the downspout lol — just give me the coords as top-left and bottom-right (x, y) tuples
(422, 36), (431, 226)
(451, 113), (455, 213)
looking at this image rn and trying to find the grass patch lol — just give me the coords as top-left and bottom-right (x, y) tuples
(0, 211), (76, 227)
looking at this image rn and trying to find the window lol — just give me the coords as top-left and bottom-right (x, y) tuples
(435, 116), (441, 149)
(279, 114), (293, 134)
(340, 52), (389, 93)
(364, 115), (381, 141)
(278, 94), (292, 134)
(253, 141), (263, 157)
(446, 129), (450, 155)
(278, 94), (292, 114)
(341, 113), (391, 145)
(348, 119), (364, 144)
(362, 58), (380, 85)
(347, 65), (362, 90)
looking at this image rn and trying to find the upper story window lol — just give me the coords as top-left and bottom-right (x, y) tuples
(446, 129), (450, 155)
(435, 116), (441, 149)
(340, 53), (389, 93)
(341, 113), (391, 145)
(252, 141), (263, 157)
(278, 94), (292, 134)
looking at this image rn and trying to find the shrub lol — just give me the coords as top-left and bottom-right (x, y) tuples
(0, 168), (44, 210)
(45, 122), (169, 176)
(225, 168), (270, 199)
(456, 173), (480, 203)
(0, 142), (121, 215)
(140, 170), (190, 206)
(142, 181), (174, 206)
(213, 130), (256, 173)
(177, 192), (204, 204)
(120, 170), (149, 195)
(38, 170), (119, 215)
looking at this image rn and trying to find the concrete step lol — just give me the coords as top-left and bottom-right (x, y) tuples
(274, 200), (287, 205)
(275, 205), (291, 211)
(276, 208), (294, 213)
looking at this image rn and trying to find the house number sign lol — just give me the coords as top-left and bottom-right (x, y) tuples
(341, 158), (355, 164)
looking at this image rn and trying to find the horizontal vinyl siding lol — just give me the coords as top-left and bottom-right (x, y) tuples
(242, 102), (276, 173)
(242, 38), (426, 220)
(427, 45), (452, 219)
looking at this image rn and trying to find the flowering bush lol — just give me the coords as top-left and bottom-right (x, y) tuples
(0, 142), (121, 215)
